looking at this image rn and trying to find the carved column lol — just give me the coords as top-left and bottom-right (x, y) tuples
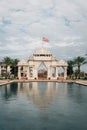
(56, 67), (59, 79)
(7, 65), (10, 74)
(34, 68), (38, 79)
(50, 67), (52, 77)
(27, 67), (29, 79)
(64, 66), (67, 80)
(18, 66), (21, 79)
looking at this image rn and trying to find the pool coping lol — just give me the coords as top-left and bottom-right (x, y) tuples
(0, 79), (87, 86)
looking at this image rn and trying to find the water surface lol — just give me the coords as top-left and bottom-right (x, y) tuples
(0, 82), (87, 130)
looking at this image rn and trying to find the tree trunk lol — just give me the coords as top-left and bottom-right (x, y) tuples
(78, 65), (80, 79)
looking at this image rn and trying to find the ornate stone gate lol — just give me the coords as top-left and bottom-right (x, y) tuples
(18, 47), (68, 80)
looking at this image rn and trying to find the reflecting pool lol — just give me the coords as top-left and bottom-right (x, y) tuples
(0, 82), (87, 130)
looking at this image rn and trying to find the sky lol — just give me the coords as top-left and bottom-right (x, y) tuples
(0, 0), (87, 72)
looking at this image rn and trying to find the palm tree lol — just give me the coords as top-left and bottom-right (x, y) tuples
(3, 57), (12, 78)
(11, 59), (19, 77)
(73, 56), (87, 79)
(67, 60), (74, 78)
(2, 57), (19, 78)
(74, 69), (79, 79)
(3, 57), (12, 65)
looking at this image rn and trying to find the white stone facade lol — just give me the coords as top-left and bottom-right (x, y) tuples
(0, 63), (10, 78)
(18, 48), (68, 80)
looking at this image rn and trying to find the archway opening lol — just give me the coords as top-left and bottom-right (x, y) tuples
(38, 62), (47, 79)
(20, 66), (27, 79)
(58, 67), (64, 79)
(51, 67), (56, 77)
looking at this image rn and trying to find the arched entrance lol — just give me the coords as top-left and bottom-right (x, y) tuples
(20, 66), (27, 79)
(18, 47), (68, 80)
(38, 62), (47, 79)
(58, 67), (64, 79)
(51, 67), (56, 77)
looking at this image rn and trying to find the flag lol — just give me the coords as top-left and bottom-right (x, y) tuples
(42, 37), (49, 42)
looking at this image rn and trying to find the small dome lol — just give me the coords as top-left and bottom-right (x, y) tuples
(34, 47), (51, 55)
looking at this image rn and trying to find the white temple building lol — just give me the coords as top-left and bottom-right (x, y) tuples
(18, 47), (68, 80)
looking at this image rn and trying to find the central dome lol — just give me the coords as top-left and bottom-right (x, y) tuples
(34, 47), (51, 55)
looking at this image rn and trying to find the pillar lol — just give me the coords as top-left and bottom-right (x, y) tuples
(33, 68), (38, 79)
(27, 67), (29, 79)
(56, 67), (59, 79)
(18, 66), (21, 79)
(7, 65), (10, 74)
(64, 67), (67, 80)
(50, 67), (52, 77)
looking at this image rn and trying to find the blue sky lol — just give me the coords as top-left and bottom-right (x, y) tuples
(0, 0), (87, 72)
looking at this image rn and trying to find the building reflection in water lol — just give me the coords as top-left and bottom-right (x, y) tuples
(18, 82), (68, 108)
(1, 82), (68, 107)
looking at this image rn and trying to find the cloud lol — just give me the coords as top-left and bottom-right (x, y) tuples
(0, 0), (87, 72)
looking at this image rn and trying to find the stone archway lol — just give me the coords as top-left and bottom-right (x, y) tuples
(58, 66), (64, 79)
(18, 47), (68, 80)
(38, 62), (47, 79)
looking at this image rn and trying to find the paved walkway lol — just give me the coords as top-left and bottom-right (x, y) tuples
(75, 80), (87, 86)
(0, 80), (13, 86)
